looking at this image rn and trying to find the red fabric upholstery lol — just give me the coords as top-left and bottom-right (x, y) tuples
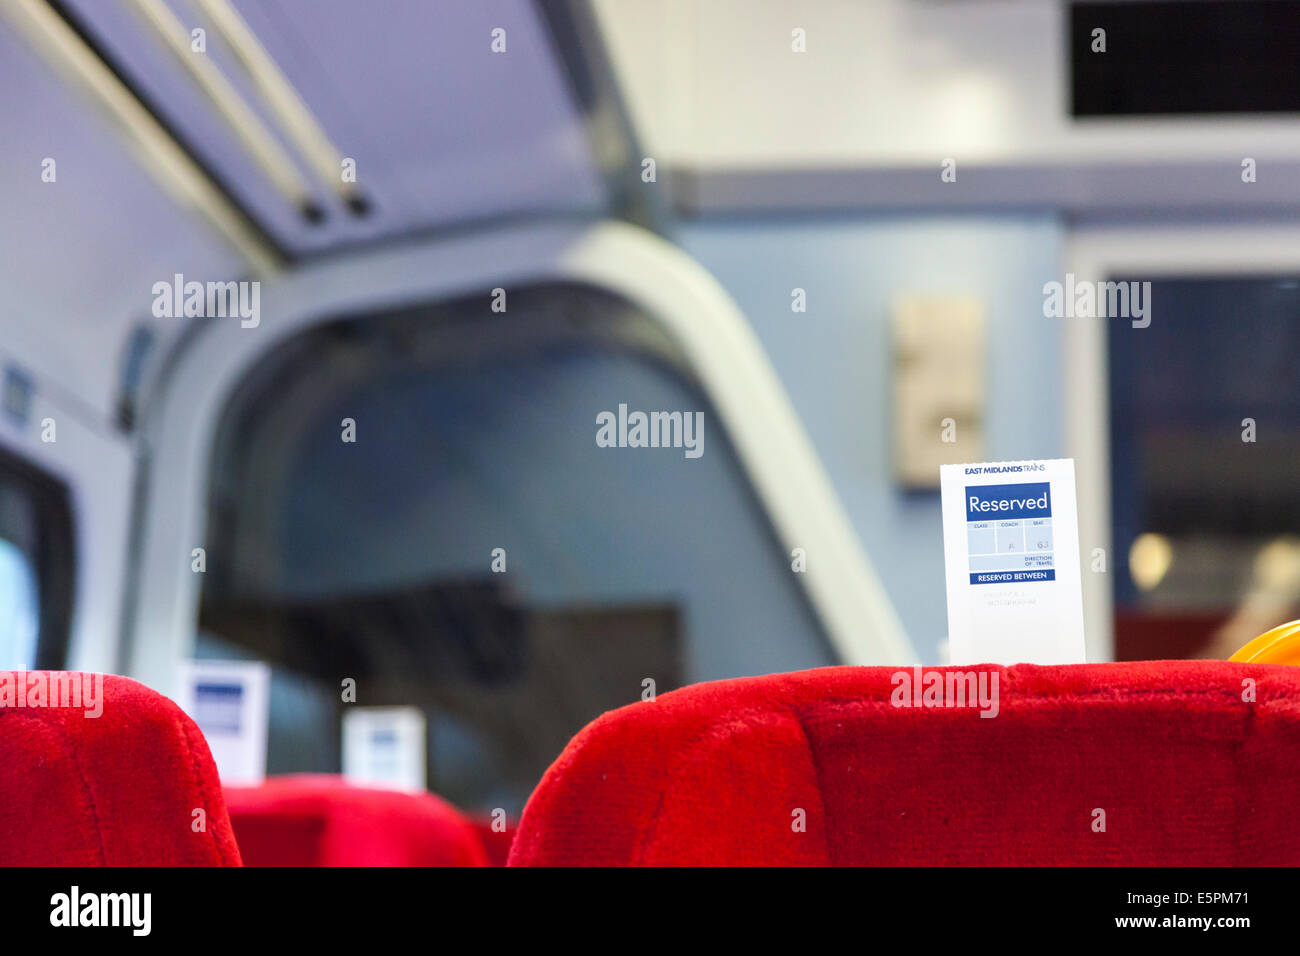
(0, 671), (242, 866)
(470, 817), (515, 866)
(224, 775), (487, 866)
(510, 661), (1300, 865)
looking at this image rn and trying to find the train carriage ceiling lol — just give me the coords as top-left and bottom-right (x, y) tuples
(0, 0), (606, 419)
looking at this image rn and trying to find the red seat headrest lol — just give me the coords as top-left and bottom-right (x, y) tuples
(469, 816), (515, 866)
(224, 774), (487, 866)
(0, 671), (241, 866)
(510, 661), (1300, 866)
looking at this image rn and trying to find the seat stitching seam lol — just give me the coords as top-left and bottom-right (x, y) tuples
(789, 705), (833, 865)
(179, 715), (235, 865)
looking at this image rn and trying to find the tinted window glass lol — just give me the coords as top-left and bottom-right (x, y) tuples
(1109, 276), (1300, 660)
(199, 284), (833, 812)
(0, 450), (74, 669)
(0, 537), (39, 669)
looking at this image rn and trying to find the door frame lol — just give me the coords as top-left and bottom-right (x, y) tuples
(127, 219), (917, 694)
(1066, 221), (1300, 661)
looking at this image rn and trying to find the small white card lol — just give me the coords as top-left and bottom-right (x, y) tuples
(342, 707), (426, 793)
(940, 458), (1086, 665)
(175, 659), (270, 785)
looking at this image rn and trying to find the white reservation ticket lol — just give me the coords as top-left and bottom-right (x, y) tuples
(940, 458), (1086, 666)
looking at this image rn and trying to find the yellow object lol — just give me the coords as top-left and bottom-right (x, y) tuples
(1231, 620), (1300, 665)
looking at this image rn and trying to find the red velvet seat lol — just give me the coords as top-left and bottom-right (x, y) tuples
(0, 671), (242, 866)
(224, 775), (487, 866)
(510, 661), (1300, 866)
(470, 816), (515, 866)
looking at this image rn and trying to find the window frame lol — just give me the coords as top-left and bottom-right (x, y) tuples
(0, 445), (75, 669)
(128, 220), (916, 695)
(1067, 222), (1300, 662)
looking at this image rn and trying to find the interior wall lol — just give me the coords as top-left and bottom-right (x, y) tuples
(677, 212), (1067, 662)
(594, 0), (1300, 169)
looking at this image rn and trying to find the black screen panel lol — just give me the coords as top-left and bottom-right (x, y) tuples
(1072, 1), (1300, 115)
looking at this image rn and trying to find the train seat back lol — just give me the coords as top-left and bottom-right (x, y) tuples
(224, 774), (487, 866)
(510, 661), (1300, 866)
(0, 671), (241, 866)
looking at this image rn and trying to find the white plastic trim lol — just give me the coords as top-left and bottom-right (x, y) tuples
(129, 220), (916, 693)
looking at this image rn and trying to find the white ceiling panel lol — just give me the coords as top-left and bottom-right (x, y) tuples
(61, 0), (606, 255)
(0, 12), (244, 419)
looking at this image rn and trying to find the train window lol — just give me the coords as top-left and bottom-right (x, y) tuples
(0, 538), (38, 669)
(197, 283), (835, 814)
(1110, 276), (1300, 661)
(0, 449), (74, 670)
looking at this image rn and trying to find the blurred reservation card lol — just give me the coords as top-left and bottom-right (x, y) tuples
(940, 459), (1086, 666)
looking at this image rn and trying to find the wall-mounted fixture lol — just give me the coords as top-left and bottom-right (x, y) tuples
(892, 295), (986, 489)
